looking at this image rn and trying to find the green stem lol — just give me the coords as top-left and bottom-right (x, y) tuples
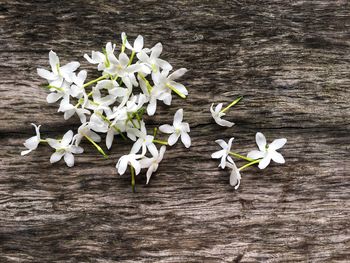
(40, 139), (47, 143)
(83, 75), (108, 88)
(229, 152), (253, 162)
(166, 83), (186, 99)
(221, 96), (243, 113)
(138, 73), (153, 93)
(44, 85), (64, 92)
(130, 165), (135, 193)
(128, 51), (135, 66)
(84, 135), (108, 158)
(153, 139), (168, 145)
(239, 159), (261, 171)
(153, 127), (158, 138)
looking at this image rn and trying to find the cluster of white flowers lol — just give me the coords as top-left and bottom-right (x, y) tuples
(21, 33), (191, 191)
(211, 98), (287, 189)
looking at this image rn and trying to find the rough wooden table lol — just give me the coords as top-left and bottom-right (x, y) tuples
(1, 1), (349, 262)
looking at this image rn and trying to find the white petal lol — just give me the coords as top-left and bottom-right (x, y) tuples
(229, 162), (241, 189)
(173, 109), (183, 126)
(61, 130), (73, 146)
(46, 93), (62, 103)
(151, 42), (162, 59)
(117, 157), (128, 175)
(106, 129), (114, 150)
(258, 156), (271, 169)
(49, 50), (59, 73)
(215, 117), (234, 127)
(64, 152), (75, 167)
(23, 136), (39, 150)
(147, 143), (158, 157)
(168, 81), (188, 96)
(180, 132), (191, 148)
(156, 58), (172, 71)
(247, 150), (265, 160)
(168, 68), (188, 80)
(47, 139), (61, 149)
(168, 133), (180, 146)
(215, 139), (227, 149)
(134, 35), (144, 51)
(119, 52), (129, 67)
(269, 138), (287, 150)
(147, 99), (157, 116)
(256, 132), (267, 152)
(211, 150), (224, 159)
(70, 146), (84, 154)
(37, 68), (56, 80)
(60, 61), (80, 74)
(146, 166), (154, 184)
(215, 103), (223, 113)
(159, 124), (175, 134)
(271, 151), (285, 164)
(131, 139), (143, 154)
(50, 151), (64, 163)
(21, 149), (32, 156)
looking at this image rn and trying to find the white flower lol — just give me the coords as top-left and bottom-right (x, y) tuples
(37, 50), (79, 87)
(46, 80), (71, 104)
(227, 161), (241, 190)
(21, 123), (41, 155)
(247, 132), (287, 169)
(129, 121), (156, 156)
(137, 43), (172, 72)
(210, 103), (234, 127)
(105, 52), (150, 89)
(116, 148), (143, 175)
(159, 109), (191, 148)
(47, 130), (83, 167)
(211, 138), (234, 169)
(140, 146), (166, 184)
(122, 32), (145, 53)
(84, 42), (115, 71)
(70, 70), (87, 98)
(152, 68), (188, 98)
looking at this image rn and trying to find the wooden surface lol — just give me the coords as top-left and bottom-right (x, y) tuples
(1, 0), (349, 262)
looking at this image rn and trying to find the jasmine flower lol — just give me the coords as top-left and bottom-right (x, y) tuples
(247, 132), (287, 169)
(211, 138), (234, 169)
(21, 123), (41, 156)
(140, 146), (166, 184)
(159, 109), (191, 148)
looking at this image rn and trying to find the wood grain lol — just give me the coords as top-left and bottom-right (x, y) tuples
(0, 0), (349, 262)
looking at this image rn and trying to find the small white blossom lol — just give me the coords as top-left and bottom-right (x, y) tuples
(37, 50), (79, 87)
(47, 130), (83, 167)
(227, 161), (241, 189)
(122, 32), (145, 53)
(137, 42), (172, 72)
(84, 42), (115, 71)
(247, 132), (287, 169)
(116, 148), (143, 175)
(211, 138), (234, 169)
(159, 109), (191, 148)
(21, 123), (41, 156)
(129, 121), (156, 156)
(140, 146), (166, 184)
(210, 103), (234, 127)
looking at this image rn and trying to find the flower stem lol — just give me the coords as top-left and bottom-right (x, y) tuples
(229, 151), (253, 162)
(83, 75), (108, 88)
(239, 159), (261, 171)
(130, 165), (135, 193)
(40, 139), (47, 143)
(153, 139), (168, 145)
(138, 73), (153, 93)
(84, 135), (108, 158)
(153, 127), (158, 138)
(128, 51), (135, 66)
(221, 96), (243, 113)
(166, 83), (186, 99)
(43, 84), (64, 92)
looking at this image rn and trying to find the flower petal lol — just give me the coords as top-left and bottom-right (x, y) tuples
(159, 124), (175, 134)
(61, 130), (73, 146)
(64, 152), (75, 167)
(271, 151), (285, 164)
(269, 138), (287, 150)
(173, 109), (183, 126)
(180, 132), (191, 148)
(168, 133), (180, 146)
(50, 151), (64, 164)
(247, 150), (265, 160)
(134, 35), (144, 51)
(258, 155), (271, 169)
(168, 68), (187, 80)
(256, 132), (267, 152)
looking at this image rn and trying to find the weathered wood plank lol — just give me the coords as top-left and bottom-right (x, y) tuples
(0, 0), (349, 262)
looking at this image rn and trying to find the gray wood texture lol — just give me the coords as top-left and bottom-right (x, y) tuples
(0, 0), (349, 262)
